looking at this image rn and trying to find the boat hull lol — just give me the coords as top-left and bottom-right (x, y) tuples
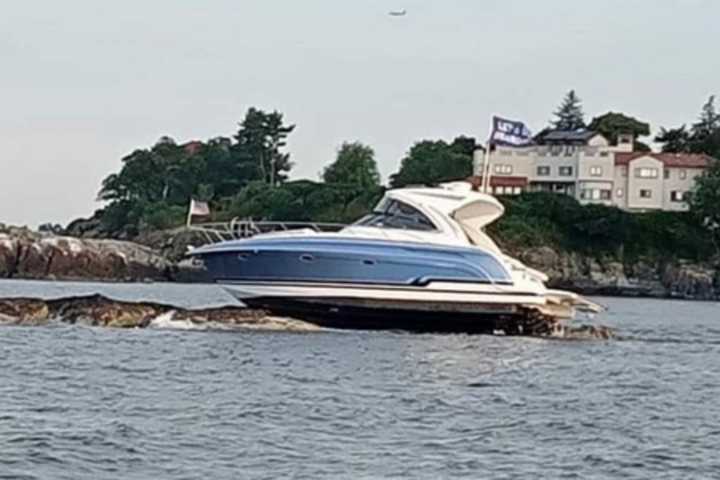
(222, 281), (547, 333)
(242, 295), (532, 333)
(191, 237), (514, 286)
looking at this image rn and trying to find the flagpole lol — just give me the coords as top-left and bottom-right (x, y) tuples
(482, 117), (495, 194)
(186, 198), (194, 228)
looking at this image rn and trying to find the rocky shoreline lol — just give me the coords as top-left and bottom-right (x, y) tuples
(1, 225), (718, 300)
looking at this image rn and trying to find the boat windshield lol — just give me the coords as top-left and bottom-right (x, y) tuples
(355, 199), (437, 231)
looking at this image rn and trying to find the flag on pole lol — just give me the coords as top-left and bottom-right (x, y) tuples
(187, 199), (211, 226)
(489, 116), (533, 146)
(479, 116), (533, 194)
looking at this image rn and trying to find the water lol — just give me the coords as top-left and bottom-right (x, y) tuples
(1, 281), (719, 479)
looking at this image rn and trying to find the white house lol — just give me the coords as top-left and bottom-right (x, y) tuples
(473, 130), (715, 212)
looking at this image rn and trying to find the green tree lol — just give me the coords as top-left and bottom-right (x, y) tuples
(690, 95), (720, 158)
(551, 90), (586, 131)
(390, 138), (473, 188)
(233, 108), (295, 186)
(588, 112), (651, 150)
(323, 142), (380, 188)
(689, 159), (720, 253)
(656, 126), (692, 153)
(656, 96), (720, 157)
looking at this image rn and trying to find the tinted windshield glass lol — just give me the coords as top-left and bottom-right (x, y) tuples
(355, 199), (436, 231)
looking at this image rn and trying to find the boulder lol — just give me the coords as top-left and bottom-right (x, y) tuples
(663, 262), (718, 300)
(0, 231), (172, 282)
(0, 298), (50, 326)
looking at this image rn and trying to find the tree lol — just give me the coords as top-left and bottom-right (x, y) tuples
(656, 126), (692, 153)
(656, 96), (720, 157)
(450, 135), (477, 157)
(323, 142), (381, 189)
(693, 96), (719, 138)
(390, 138), (473, 188)
(690, 96), (720, 158)
(233, 108), (295, 187)
(551, 90), (586, 131)
(689, 159), (720, 254)
(588, 112), (650, 149)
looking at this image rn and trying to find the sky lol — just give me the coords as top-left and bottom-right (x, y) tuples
(1, 0), (718, 226)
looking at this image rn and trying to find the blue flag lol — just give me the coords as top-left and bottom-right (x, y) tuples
(490, 116), (533, 146)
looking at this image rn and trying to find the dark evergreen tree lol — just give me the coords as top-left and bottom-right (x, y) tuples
(233, 108), (295, 187)
(551, 90), (586, 131)
(656, 126), (692, 153)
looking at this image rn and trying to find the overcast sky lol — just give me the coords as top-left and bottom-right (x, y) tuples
(1, 0), (717, 226)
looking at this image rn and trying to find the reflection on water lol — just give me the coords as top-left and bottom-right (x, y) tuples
(0, 280), (719, 478)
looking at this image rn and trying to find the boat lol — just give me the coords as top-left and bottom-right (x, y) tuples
(187, 182), (600, 333)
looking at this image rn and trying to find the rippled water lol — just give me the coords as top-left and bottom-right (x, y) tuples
(1, 281), (719, 479)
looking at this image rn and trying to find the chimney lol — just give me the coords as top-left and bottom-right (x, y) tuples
(616, 133), (634, 152)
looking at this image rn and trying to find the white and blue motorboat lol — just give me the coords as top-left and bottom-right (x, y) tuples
(189, 182), (597, 333)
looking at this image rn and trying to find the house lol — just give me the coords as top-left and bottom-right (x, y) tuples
(613, 152), (713, 211)
(473, 129), (715, 212)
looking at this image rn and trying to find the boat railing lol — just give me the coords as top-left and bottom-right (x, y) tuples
(188, 219), (348, 245)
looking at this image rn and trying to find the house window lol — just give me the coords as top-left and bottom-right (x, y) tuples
(590, 166), (603, 177)
(600, 151), (610, 157)
(494, 164), (513, 174)
(639, 189), (652, 199)
(680, 169), (687, 180)
(537, 166), (551, 176)
(616, 188), (624, 198)
(621, 166), (628, 177)
(564, 145), (576, 156)
(671, 191), (686, 202)
(559, 166), (573, 176)
(664, 169), (670, 179)
(580, 189), (607, 200)
(513, 186), (522, 195)
(635, 167), (659, 179)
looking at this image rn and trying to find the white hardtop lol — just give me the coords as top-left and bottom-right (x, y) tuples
(339, 182), (506, 252)
(386, 182), (505, 228)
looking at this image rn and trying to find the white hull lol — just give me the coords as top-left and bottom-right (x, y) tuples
(221, 280), (547, 308)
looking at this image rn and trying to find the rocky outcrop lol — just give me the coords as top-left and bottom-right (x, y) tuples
(513, 245), (720, 300)
(135, 227), (212, 262)
(0, 294), (318, 331)
(0, 227), (173, 281)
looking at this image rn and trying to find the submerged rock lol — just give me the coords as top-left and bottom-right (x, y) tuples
(0, 294), (318, 332)
(0, 298), (50, 326)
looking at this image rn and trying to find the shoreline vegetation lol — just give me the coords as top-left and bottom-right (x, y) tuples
(2, 91), (720, 300)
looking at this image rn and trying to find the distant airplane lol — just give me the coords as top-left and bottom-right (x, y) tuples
(389, 9), (407, 16)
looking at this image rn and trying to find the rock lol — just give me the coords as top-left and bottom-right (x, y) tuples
(0, 298), (50, 326)
(0, 231), (173, 282)
(63, 215), (103, 239)
(663, 262), (718, 300)
(0, 294), (311, 331)
(135, 227), (213, 262)
(561, 324), (616, 340)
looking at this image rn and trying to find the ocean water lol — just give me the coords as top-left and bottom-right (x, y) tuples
(1, 281), (719, 479)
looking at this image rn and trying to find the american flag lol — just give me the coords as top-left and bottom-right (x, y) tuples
(189, 199), (210, 217)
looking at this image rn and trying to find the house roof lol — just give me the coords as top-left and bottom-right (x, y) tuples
(536, 129), (601, 144)
(615, 152), (715, 168)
